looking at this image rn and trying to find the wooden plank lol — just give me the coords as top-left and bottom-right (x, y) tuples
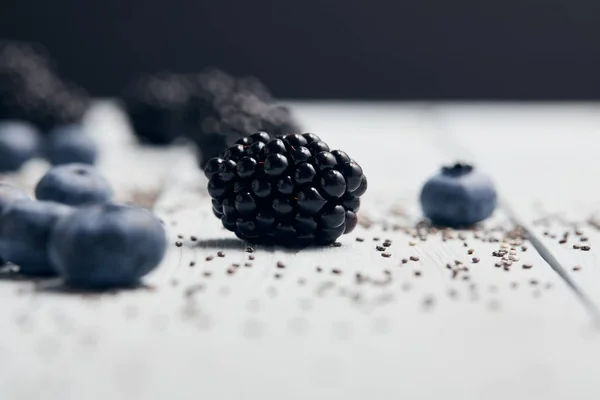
(0, 102), (598, 400)
(439, 103), (600, 313)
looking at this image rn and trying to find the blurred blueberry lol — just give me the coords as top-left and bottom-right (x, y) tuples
(0, 183), (31, 264)
(0, 200), (73, 275)
(49, 203), (167, 289)
(35, 163), (113, 206)
(44, 124), (97, 166)
(420, 162), (497, 227)
(0, 120), (40, 172)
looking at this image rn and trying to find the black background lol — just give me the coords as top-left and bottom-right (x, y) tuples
(2, 0), (600, 99)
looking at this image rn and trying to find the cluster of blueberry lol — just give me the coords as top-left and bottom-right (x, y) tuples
(0, 42), (96, 173)
(0, 41), (89, 132)
(0, 164), (167, 289)
(205, 132), (367, 246)
(0, 121), (97, 172)
(121, 69), (300, 166)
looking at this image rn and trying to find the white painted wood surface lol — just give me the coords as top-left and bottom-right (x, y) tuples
(1, 102), (600, 400)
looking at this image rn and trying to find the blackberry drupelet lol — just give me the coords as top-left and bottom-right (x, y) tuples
(205, 132), (367, 246)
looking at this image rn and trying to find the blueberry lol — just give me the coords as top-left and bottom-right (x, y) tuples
(35, 164), (113, 206)
(0, 121), (40, 172)
(0, 183), (30, 214)
(48, 204), (167, 288)
(420, 162), (497, 227)
(44, 124), (97, 166)
(0, 183), (30, 262)
(0, 200), (73, 275)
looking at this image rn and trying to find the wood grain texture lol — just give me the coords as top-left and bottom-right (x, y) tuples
(0, 102), (599, 400)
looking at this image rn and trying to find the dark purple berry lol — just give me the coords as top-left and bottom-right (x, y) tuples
(205, 132), (366, 246)
(236, 156), (257, 178)
(264, 153), (288, 176)
(249, 131), (271, 143)
(204, 157), (223, 179)
(294, 162), (317, 185)
(341, 161), (363, 192)
(283, 133), (307, 148)
(320, 169), (346, 198)
(290, 146), (312, 164)
(313, 151), (337, 171)
(264, 139), (286, 156)
(307, 140), (330, 154)
(331, 150), (350, 165)
(218, 160), (237, 182)
(302, 133), (320, 143)
(252, 179), (272, 198)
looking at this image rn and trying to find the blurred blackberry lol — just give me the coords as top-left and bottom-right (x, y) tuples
(0, 41), (90, 132)
(187, 70), (301, 165)
(121, 73), (193, 145)
(205, 132), (367, 246)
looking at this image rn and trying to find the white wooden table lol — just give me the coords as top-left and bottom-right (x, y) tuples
(1, 101), (600, 400)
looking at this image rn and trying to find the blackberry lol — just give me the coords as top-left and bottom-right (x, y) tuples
(121, 73), (193, 145)
(205, 132), (367, 246)
(121, 68), (301, 164)
(0, 41), (90, 132)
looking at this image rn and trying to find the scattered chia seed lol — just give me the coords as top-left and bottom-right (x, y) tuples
(205, 255), (214, 261)
(274, 274), (282, 279)
(581, 245), (591, 251)
(383, 240), (392, 247)
(249, 255), (255, 260)
(316, 267), (322, 273)
(522, 264), (533, 269)
(573, 266), (581, 271)
(472, 257), (480, 263)
(495, 263), (502, 268)
(467, 249), (474, 255)
(530, 279), (538, 286)
(463, 242), (468, 247)
(226, 268), (235, 275)
(373, 237), (380, 241)
(410, 256), (419, 261)
(573, 244), (580, 249)
(414, 270), (422, 277)
(446, 263), (452, 269)
(376, 245), (385, 251)
(244, 263), (252, 267)
(203, 271), (212, 277)
(521, 245), (527, 251)
(217, 251), (225, 257)
(276, 261), (286, 269)
(356, 237), (365, 242)
(559, 239), (567, 244)
(382, 252), (392, 258)
(245, 246), (254, 253)
(177, 234), (183, 239)
(580, 237), (589, 242)
(232, 263), (240, 268)
(401, 258), (408, 264)
(332, 242), (342, 247)
(190, 236), (197, 242)
(332, 269), (342, 275)
(189, 261), (196, 267)
(175, 241), (183, 247)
